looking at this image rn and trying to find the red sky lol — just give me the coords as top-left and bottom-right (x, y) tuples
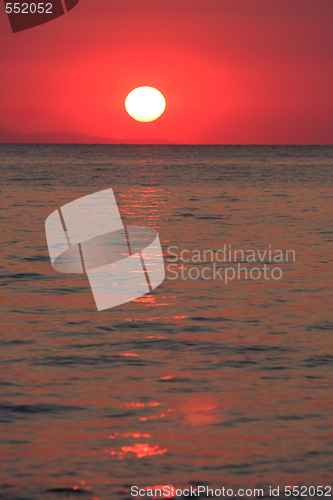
(0, 0), (332, 144)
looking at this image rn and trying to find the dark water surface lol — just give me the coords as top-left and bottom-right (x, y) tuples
(1, 145), (333, 499)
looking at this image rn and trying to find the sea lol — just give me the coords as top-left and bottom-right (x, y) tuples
(0, 145), (332, 500)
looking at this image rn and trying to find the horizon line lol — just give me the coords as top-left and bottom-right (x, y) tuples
(0, 142), (332, 146)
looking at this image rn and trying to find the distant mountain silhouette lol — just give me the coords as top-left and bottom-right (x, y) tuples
(0, 127), (174, 145)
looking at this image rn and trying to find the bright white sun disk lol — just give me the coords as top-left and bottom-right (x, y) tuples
(125, 86), (166, 122)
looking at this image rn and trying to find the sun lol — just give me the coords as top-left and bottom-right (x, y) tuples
(125, 87), (166, 122)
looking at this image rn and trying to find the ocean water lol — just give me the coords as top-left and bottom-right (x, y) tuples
(0, 145), (333, 500)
